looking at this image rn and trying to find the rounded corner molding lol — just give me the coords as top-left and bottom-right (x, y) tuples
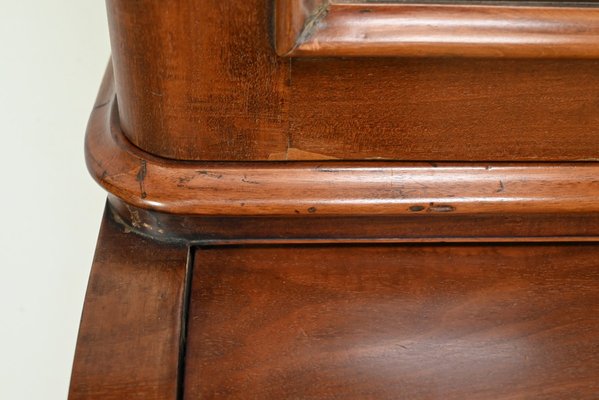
(86, 63), (599, 217)
(275, 0), (599, 58)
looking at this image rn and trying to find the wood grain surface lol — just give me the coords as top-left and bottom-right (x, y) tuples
(105, 0), (599, 161)
(106, 0), (289, 161)
(86, 71), (599, 217)
(276, 0), (599, 58)
(69, 204), (189, 400)
(74, 2), (599, 398)
(108, 195), (599, 243)
(185, 243), (599, 399)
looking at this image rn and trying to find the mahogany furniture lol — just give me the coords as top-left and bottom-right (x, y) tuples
(71, 1), (599, 398)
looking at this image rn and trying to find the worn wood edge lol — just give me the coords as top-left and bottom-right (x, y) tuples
(87, 63), (599, 217)
(68, 202), (190, 399)
(278, 1), (599, 58)
(106, 196), (599, 244)
(274, 0), (330, 56)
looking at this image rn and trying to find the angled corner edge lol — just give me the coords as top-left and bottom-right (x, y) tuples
(274, 0), (330, 57)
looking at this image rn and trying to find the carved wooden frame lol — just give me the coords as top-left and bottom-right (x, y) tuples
(274, 0), (599, 58)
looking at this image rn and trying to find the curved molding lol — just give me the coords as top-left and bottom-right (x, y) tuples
(107, 195), (599, 243)
(275, 0), (599, 58)
(87, 64), (599, 216)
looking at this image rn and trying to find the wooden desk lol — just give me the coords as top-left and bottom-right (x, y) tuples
(70, 1), (599, 398)
(70, 209), (599, 399)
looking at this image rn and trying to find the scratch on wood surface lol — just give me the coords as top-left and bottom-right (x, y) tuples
(409, 204), (456, 213)
(296, 1), (330, 45)
(241, 176), (260, 185)
(93, 100), (111, 110)
(281, 0), (331, 56)
(125, 204), (142, 228)
(497, 180), (505, 193)
(196, 170), (223, 179)
(268, 147), (339, 160)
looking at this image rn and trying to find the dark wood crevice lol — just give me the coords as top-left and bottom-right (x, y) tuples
(176, 246), (195, 400)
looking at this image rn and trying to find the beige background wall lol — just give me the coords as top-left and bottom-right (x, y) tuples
(0, 2), (110, 398)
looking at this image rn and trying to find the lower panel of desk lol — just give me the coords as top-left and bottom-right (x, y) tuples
(185, 244), (599, 399)
(70, 207), (599, 399)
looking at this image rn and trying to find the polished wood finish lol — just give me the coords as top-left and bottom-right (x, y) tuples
(73, 1), (599, 398)
(185, 244), (599, 399)
(105, 0), (289, 161)
(69, 205), (189, 400)
(274, 0), (327, 57)
(104, 0), (599, 161)
(286, 57), (599, 161)
(71, 216), (599, 398)
(88, 66), (599, 217)
(109, 195), (599, 243)
(276, 0), (599, 58)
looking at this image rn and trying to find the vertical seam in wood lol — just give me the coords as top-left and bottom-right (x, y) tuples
(176, 246), (195, 400)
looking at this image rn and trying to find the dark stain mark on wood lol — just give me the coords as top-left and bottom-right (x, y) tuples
(136, 160), (147, 182)
(196, 170), (223, 179)
(136, 160), (147, 199)
(409, 205), (426, 212)
(497, 180), (505, 193)
(428, 204), (456, 213)
(308, 207), (317, 214)
(241, 176), (260, 185)
(177, 176), (194, 187)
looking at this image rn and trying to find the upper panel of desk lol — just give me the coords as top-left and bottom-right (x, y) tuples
(105, 0), (599, 161)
